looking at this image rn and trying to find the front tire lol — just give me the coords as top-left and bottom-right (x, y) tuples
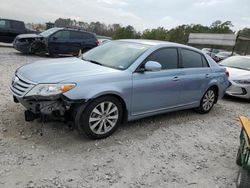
(75, 96), (123, 139)
(195, 88), (217, 114)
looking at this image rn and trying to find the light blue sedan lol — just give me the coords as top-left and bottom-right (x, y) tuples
(10, 40), (230, 139)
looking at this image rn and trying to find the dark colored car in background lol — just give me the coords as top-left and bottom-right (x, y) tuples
(13, 27), (98, 56)
(0, 18), (38, 43)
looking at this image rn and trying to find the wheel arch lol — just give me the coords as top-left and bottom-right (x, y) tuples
(86, 93), (128, 124)
(92, 93), (128, 123)
(209, 85), (219, 103)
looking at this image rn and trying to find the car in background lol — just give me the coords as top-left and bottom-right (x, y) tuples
(220, 56), (250, 100)
(213, 51), (238, 62)
(13, 27), (98, 56)
(0, 18), (38, 43)
(10, 40), (230, 139)
(202, 48), (224, 58)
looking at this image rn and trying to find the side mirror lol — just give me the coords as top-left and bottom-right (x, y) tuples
(52, 36), (58, 41)
(144, 61), (162, 72)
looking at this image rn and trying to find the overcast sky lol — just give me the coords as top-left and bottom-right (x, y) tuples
(1, 0), (250, 31)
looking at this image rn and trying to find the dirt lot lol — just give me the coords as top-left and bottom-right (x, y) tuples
(0, 46), (249, 188)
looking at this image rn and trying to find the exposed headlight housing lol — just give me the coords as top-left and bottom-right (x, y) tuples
(25, 83), (76, 97)
(233, 79), (250, 84)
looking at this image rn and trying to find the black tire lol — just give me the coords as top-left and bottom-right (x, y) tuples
(236, 147), (243, 166)
(236, 168), (250, 188)
(75, 96), (123, 139)
(195, 87), (217, 114)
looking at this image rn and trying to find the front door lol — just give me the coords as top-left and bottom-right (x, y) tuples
(131, 47), (182, 115)
(48, 30), (70, 54)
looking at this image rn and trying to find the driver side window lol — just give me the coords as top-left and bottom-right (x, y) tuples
(146, 48), (178, 70)
(52, 30), (70, 40)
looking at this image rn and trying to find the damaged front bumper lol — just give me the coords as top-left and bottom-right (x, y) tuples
(14, 95), (85, 122)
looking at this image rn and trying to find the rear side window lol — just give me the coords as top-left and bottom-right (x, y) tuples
(83, 33), (94, 39)
(70, 31), (83, 39)
(53, 30), (70, 40)
(202, 56), (209, 67)
(0, 20), (10, 29)
(181, 49), (206, 68)
(146, 48), (178, 70)
(70, 31), (94, 40)
(10, 21), (25, 30)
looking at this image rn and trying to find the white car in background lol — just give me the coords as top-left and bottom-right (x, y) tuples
(213, 51), (238, 62)
(202, 48), (224, 58)
(220, 56), (250, 100)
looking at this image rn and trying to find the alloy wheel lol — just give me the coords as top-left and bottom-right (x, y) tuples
(89, 101), (119, 135)
(202, 90), (215, 111)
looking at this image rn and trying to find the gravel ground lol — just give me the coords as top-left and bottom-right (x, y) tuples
(0, 47), (249, 188)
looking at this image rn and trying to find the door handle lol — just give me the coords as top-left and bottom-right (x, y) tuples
(205, 74), (210, 78)
(172, 77), (180, 81)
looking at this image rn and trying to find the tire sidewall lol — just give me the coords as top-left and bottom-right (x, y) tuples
(198, 88), (216, 114)
(77, 96), (123, 139)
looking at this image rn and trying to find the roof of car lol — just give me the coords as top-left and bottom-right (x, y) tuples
(118, 39), (201, 51)
(119, 39), (174, 45)
(0, 18), (24, 23)
(59, 27), (95, 35)
(230, 55), (250, 59)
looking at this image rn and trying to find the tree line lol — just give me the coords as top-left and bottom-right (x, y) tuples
(29, 18), (250, 44)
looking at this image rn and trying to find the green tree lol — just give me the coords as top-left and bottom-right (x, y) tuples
(209, 20), (234, 33)
(142, 27), (168, 40)
(113, 25), (137, 39)
(238, 28), (250, 37)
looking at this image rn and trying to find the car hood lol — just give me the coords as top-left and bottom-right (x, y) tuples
(17, 57), (120, 83)
(225, 67), (250, 80)
(16, 33), (42, 39)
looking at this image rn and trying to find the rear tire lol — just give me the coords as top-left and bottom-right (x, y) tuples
(75, 96), (123, 139)
(195, 87), (217, 114)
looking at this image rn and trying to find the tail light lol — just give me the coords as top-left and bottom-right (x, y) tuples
(225, 69), (229, 77)
(96, 39), (100, 46)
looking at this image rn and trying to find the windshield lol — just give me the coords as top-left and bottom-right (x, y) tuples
(220, 56), (250, 70)
(82, 41), (150, 70)
(39, 27), (62, 37)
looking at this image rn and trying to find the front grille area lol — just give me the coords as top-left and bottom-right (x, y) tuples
(10, 76), (34, 97)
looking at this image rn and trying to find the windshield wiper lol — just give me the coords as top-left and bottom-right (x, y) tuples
(82, 58), (103, 66)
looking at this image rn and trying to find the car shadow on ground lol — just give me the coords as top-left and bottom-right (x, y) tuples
(222, 95), (250, 104)
(2, 96), (227, 152)
(25, 108), (214, 148)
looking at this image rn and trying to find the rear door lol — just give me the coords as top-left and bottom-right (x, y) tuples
(70, 31), (97, 51)
(48, 30), (70, 54)
(179, 48), (211, 105)
(69, 31), (87, 53)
